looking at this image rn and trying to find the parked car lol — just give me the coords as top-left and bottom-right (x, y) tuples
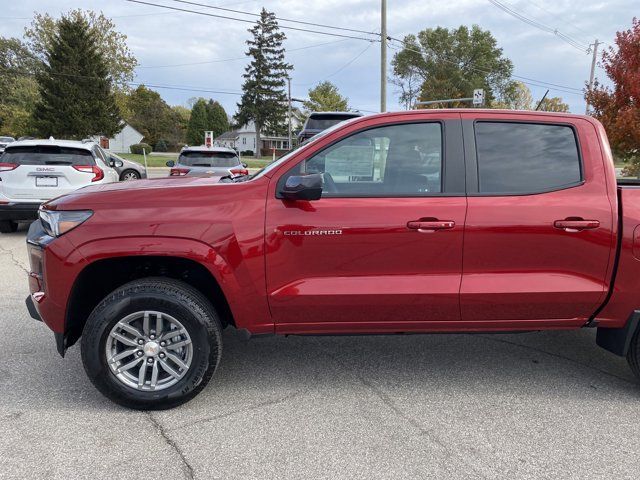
(297, 111), (364, 144)
(0, 139), (120, 233)
(25, 109), (640, 410)
(107, 152), (147, 181)
(0, 136), (15, 153)
(166, 145), (248, 177)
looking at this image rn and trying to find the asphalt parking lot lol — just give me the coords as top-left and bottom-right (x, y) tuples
(1, 225), (640, 479)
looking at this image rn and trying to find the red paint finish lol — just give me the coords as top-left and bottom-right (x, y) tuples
(25, 109), (635, 342)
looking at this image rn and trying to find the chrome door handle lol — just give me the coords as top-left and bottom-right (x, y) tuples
(554, 219), (600, 232)
(407, 220), (455, 232)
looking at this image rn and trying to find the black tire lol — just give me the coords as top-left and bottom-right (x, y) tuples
(120, 169), (141, 181)
(627, 325), (640, 381)
(0, 220), (18, 233)
(81, 277), (222, 410)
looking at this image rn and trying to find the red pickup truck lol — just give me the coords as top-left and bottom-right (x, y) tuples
(25, 110), (640, 409)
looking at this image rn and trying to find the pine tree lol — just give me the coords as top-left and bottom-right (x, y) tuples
(205, 99), (229, 138)
(235, 8), (292, 156)
(186, 99), (208, 145)
(30, 16), (121, 138)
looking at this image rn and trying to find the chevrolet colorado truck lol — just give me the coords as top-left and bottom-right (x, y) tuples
(24, 110), (640, 409)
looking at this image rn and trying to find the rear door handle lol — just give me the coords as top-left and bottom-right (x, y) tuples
(407, 220), (455, 232)
(554, 218), (600, 232)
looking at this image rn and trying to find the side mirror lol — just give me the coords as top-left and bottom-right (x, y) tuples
(242, 162), (248, 168)
(110, 159), (124, 168)
(166, 160), (175, 167)
(278, 173), (323, 201)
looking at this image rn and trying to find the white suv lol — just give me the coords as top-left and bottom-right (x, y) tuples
(0, 139), (120, 233)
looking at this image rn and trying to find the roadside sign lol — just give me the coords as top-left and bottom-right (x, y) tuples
(205, 131), (213, 147)
(473, 89), (485, 106)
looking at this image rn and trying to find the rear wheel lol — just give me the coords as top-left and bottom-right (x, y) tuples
(627, 325), (640, 381)
(0, 220), (18, 233)
(81, 278), (222, 410)
(120, 169), (141, 181)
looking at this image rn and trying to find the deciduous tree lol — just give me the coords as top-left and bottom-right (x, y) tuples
(0, 37), (38, 136)
(303, 81), (349, 112)
(585, 18), (640, 174)
(126, 85), (177, 146)
(187, 99), (208, 145)
(392, 25), (515, 108)
(205, 100), (230, 138)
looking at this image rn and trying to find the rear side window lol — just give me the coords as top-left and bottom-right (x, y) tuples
(178, 151), (239, 167)
(1, 146), (95, 166)
(475, 122), (581, 194)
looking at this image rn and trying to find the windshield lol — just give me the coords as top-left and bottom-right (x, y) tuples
(178, 151), (239, 167)
(305, 114), (360, 131)
(1, 146), (95, 165)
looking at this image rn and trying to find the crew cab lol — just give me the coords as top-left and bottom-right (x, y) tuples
(0, 139), (120, 233)
(24, 110), (640, 409)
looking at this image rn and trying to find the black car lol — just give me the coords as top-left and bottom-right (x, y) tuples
(297, 111), (364, 144)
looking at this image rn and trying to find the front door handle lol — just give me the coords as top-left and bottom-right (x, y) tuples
(554, 218), (600, 232)
(407, 220), (455, 232)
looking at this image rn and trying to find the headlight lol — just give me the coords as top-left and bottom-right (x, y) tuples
(39, 209), (93, 237)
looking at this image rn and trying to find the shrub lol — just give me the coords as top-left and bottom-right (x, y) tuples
(240, 150), (254, 157)
(155, 139), (168, 152)
(130, 143), (153, 154)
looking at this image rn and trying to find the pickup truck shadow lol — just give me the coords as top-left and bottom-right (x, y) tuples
(2, 326), (638, 414)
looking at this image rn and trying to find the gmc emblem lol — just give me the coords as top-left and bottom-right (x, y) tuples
(36, 167), (55, 172)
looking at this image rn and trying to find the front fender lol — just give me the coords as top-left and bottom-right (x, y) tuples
(74, 235), (273, 334)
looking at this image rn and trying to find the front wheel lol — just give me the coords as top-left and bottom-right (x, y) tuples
(81, 278), (222, 410)
(120, 169), (141, 181)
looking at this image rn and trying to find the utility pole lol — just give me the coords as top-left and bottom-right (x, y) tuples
(380, 0), (387, 113)
(287, 77), (292, 149)
(586, 39), (600, 114)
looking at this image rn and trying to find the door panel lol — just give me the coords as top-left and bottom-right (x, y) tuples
(460, 115), (615, 321)
(266, 197), (467, 327)
(264, 115), (466, 331)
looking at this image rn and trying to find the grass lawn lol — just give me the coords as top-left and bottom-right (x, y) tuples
(118, 153), (273, 169)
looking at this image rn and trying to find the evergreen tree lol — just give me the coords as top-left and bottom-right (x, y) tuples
(186, 99), (208, 145)
(205, 99), (229, 138)
(235, 8), (292, 155)
(30, 17), (121, 138)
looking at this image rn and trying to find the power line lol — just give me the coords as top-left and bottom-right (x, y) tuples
(125, 0), (380, 42)
(138, 38), (350, 68)
(524, 0), (593, 42)
(294, 40), (376, 87)
(486, 0), (589, 52)
(170, 0), (380, 37)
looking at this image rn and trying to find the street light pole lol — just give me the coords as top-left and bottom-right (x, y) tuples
(287, 77), (292, 149)
(380, 0), (387, 113)
(586, 39), (600, 114)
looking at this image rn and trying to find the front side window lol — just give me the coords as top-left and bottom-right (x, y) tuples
(282, 122), (443, 197)
(475, 122), (582, 194)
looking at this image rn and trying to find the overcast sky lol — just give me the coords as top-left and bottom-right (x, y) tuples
(1, 0), (635, 115)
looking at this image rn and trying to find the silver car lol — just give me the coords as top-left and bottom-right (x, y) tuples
(107, 152), (148, 181)
(166, 146), (247, 178)
(0, 136), (15, 153)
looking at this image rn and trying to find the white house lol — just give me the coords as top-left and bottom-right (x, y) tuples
(215, 121), (290, 156)
(92, 123), (144, 154)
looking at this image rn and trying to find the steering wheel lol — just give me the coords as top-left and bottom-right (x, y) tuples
(322, 172), (338, 194)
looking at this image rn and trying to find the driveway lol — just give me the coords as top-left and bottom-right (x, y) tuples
(1, 225), (639, 479)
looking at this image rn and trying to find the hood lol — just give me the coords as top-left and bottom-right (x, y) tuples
(44, 175), (226, 209)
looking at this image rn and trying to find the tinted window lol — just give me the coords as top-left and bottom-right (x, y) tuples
(284, 122), (442, 196)
(178, 151), (239, 167)
(305, 114), (360, 130)
(475, 122), (581, 194)
(1, 146), (95, 166)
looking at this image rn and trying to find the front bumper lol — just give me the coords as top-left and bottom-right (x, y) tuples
(0, 202), (41, 222)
